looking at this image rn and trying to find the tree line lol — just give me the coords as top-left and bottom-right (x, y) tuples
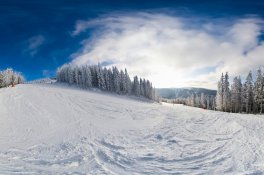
(216, 69), (264, 114)
(56, 64), (156, 100)
(185, 93), (216, 110)
(0, 68), (24, 88)
(160, 92), (216, 110)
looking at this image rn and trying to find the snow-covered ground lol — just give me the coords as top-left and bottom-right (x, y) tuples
(0, 84), (264, 174)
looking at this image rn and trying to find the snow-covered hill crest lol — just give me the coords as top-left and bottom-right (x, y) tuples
(0, 84), (264, 174)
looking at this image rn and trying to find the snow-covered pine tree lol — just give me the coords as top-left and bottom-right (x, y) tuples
(254, 68), (264, 113)
(261, 72), (264, 113)
(191, 93), (195, 107)
(211, 95), (216, 110)
(132, 76), (140, 96)
(80, 66), (86, 88)
(230, 78), (236, 112)
(73, 66), (79, 85)
(0, 71), (4, 88)
(146, 80), (153, 99)
(77, 68), (82, 87)
(152, 86), (156, 101)
(124, 69), (131, 94)
(206, 95), (210, 109)
(142, 79), (147, 98)
(186, 96), (191, 106)
(68, 65), (74, 85)
(230, 76), (242, 113)
(216, 73), (224, 111)
(195, 93), (200, 107)
(243, 71), (254, 113)
(140, 78), (144, 96)
(236, 76), (242, 113)
(120, 70), (125, 93)
(57, 64), (68, 83)
(241, 80), (247, 112)
(81, 65), (92, 88)
(223, 72), (231, 112)
(112, 66), (120, 93)
(107, 69), (114, 92)
(97, 66), (106, 90)
(103, 68), (111, 91)
(90, 65), (99, 87)
(86, 66), (92, 88)
(200, 93), (206, 109)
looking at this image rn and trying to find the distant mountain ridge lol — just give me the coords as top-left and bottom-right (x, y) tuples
(157, 87), (217, 99)
(27, 78), (56, 84)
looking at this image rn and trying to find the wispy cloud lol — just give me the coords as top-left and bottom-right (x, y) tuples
(71, 13), (264, 89)
(24, 35), (45, 57)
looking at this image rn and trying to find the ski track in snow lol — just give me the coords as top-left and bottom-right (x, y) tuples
(1, 84), (264, 174)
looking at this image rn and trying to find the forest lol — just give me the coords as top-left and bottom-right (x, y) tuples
(216, 69), (264, 114)
(56, 64), (156, 100)
(183, 69), (264, 114)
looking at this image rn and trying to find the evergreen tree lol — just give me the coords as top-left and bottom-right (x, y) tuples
(112, 66), (121, 93)
(231, 76), (242, 113)
(146, 80), (153, 99)
(191, 93), (195, 107)
(124, 69), (131, 94)
(97, 66), (106, 90)
(206, 95), (210, 109)
(200, 93), (206, 108)
(243, 71), (254, 113)
(103, 68), (111, 91)
(254, 68), (264, 113)
(132, 76), (140, 96)
(140, 78), (144, 96)
(223, 72), (231, 112)
(195, 93), (200, 107)
(120, 70), (125, 93)
(82, 65), (92, 88)
(216, 73), (224, 111)
(211, 96), (216, 110)
(107, 69), (114, 91)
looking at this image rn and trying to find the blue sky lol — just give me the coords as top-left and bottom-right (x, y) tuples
(1, 0), (264, 88)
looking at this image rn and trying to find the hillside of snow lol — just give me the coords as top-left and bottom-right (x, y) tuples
(1, 84), (264, 174)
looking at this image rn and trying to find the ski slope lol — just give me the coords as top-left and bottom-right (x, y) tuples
(0, 84), (264, 174)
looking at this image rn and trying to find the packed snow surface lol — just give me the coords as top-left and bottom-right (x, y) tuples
(1, 84), (264, 174)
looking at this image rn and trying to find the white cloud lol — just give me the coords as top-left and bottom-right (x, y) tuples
(71, 13), (264, 89)
(25, 35), (45, 57)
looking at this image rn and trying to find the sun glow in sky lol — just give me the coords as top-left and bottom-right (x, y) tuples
(71, 14), (264, 89)
(1, 1), (264, 89)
